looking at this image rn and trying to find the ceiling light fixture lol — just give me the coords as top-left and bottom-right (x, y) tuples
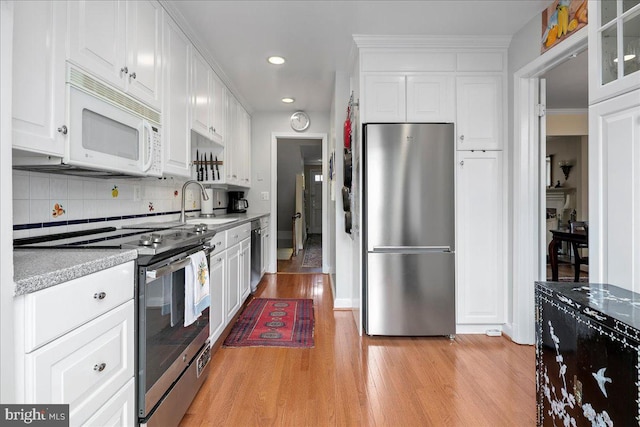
(613, 54), (637, 63)
(281, 97), (295, 103)
(268, 56), (286, 65)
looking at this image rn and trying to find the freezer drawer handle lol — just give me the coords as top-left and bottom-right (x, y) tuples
(372, 246), (452, 253)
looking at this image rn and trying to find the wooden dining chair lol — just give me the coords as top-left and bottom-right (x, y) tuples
(569, 221), (588, 281)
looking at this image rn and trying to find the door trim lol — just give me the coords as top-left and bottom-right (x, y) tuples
(510, 28), (587, 345)
(270, 132), (328, 274)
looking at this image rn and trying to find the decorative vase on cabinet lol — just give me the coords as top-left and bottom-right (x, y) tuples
(535, 281), (640, 426)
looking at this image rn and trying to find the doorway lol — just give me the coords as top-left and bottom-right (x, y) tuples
(511, 28), (588, 345)
(272, 135), (326, 274)
(539, 50), (589, 282)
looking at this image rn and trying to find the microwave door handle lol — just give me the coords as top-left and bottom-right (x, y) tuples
(141, 120), (153, 172)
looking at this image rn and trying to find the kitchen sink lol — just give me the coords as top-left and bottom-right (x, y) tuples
(186, 217), (239, 226)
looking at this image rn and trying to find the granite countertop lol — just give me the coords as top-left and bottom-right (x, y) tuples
(536, 281), (640, 337)
(14, 249), (138, 296)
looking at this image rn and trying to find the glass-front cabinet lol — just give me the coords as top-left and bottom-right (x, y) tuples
(589, 0), (640, 103)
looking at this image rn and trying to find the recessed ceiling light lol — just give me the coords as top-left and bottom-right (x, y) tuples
(281, 97), (295, 104)
(268, 56), (286, 65)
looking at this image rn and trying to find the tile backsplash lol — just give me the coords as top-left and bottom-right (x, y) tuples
(13, 170), (227, 239)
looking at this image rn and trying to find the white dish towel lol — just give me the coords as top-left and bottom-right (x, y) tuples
(184, 250), (210, 327)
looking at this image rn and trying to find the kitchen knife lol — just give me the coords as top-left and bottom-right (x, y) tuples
(210, 153), (214, 180)
(199, 153), (204, 181)
(204, 152), (208, 181)
(196, 149), (200, 180)
(215, 156), (220, 180)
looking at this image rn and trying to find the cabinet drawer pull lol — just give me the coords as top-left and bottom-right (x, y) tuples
(129, 72), (136, 80)
(94, 292), (107, 300)
(460, 134), (465, 141)
(94, 362), (106, 372)
(120, 66), (128, 75)
(57, 125), (68, 135)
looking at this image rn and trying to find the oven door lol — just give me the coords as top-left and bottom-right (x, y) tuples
(137, 248), (210, 419)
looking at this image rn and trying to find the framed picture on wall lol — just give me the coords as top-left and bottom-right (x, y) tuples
(541, 0), (588, 53)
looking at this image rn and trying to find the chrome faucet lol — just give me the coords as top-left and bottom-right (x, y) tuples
(179, 180), (209, 223)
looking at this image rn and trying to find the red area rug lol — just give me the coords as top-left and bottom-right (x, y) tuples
(223, 298), (314, 348)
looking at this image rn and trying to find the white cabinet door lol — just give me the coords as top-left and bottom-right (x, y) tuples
(125, 0), (162, 110)
(24, 301), (135, 426)
(68, 0), (127, 90)
(225, 245), (241, 322)
(82, 378), (135, 427)
(240, 238), (251, 300)
(456, 76), (503, 150)
(456, 151), (504, 325)
(261, 225), (270, 276)
(12, 0), (67, 156)
(210, 72), (226, 144)
(191, 49), (211, 138)
(406, 75), (455, 122)
(68, 0), (161, 110)
(225, 96), (238, 184)
(162, 16), (191, 177)
(363, 74), (406, 122)
(209, 252), (226, 344)
(238, 106), (251, 186)
(590, 89), (640, 292)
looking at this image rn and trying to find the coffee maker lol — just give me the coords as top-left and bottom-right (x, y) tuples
(228, 191), (249, 213)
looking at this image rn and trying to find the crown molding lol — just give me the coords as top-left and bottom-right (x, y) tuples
(352, 34), (512, 50)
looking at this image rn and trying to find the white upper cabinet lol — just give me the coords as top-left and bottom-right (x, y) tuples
(456, 75), (503, 150)
(68, 0), (162, 111)
(589, 0), (640, 104)
(125, 0), (163, 109)
(162, 14), (191, 177)
(363, 74), (406, 122)
(12, 1), (67, 156)
(406, 75), (455, 122)
(191, 50), (226, 145)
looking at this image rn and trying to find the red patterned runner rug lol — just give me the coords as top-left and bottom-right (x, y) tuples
(223, 298), (314, 348)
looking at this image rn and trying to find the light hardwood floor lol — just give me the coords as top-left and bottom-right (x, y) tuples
(180, 273), (536, 426)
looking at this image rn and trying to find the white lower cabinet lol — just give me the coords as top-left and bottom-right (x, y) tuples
(209, 251), (226, 344)
(456, 151), (505, 326)
(260, 216), (271, 275)
(15, 262), (136, 426)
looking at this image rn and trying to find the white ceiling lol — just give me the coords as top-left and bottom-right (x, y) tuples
(166, 0), (553, 114)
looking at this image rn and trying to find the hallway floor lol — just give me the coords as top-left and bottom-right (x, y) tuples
(277, 235), (322, 274)
(180, 273), (536, 426)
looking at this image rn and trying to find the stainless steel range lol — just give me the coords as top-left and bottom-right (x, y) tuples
(14, 222), (217, 426)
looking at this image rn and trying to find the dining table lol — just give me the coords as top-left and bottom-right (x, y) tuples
(548, 228), (588, 281)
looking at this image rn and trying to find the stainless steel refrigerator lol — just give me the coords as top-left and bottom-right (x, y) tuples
(363, 123), (455, 336)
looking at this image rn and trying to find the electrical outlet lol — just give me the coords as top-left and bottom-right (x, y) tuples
(261, 191), (269, 201)
(186, 189), (194, 201)
(133, 185), (141, 202)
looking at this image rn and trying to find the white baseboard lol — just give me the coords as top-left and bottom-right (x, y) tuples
(455, 324), (505, 335)
(333, 298), (352, 309)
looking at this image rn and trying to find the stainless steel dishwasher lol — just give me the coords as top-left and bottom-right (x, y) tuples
(250, 219), (261, 292)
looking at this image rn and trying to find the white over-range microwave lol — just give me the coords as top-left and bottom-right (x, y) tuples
(15, 65), (163, 178)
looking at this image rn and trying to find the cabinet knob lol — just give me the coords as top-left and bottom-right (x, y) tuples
(460, 160), (464, 166)
(94, 362), (106, 372)
(120, 66), (129, 75)
(93, 291), (106, 300)
(209, 126), (214, 132)
(459, 135), (465, 141)
(129, 72), (136, 80)
(57, 125), (68, 135)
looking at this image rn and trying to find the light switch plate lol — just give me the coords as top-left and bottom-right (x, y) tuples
(261, 191), (269, 201)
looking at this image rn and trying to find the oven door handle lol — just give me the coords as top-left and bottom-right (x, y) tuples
(146, 258), (191, 283)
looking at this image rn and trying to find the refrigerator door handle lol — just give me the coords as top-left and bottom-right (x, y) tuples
(371, 245), (453, 253)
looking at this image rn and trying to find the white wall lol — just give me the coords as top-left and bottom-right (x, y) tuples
(332, 71), (353, 308)
(248, 111), (331, 274)
(276, 139), (305, 238)
(1, 0), (15, 403)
